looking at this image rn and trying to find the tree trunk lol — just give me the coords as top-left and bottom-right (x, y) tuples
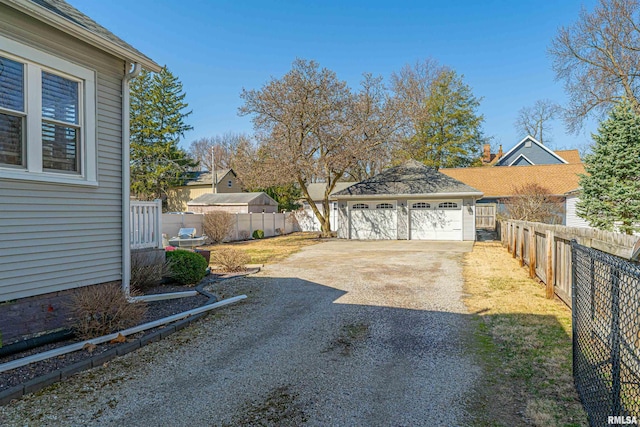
(320, 197), (332, 237)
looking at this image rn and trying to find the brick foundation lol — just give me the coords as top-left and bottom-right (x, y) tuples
(0, 281), (121, 345)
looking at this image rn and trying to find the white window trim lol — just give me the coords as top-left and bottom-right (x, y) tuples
(375, 202), (395, 209)
(437, 201), (460, 210)
(0, 34), (97, 187)
(352, 203), (370, 209)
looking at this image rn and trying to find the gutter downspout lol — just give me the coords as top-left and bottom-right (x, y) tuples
(123, 62), (142, 298)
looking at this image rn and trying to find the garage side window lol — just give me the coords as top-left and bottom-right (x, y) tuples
(376, 203), (393, 209)
(412, 202), (431, 209)
(438, 202), (459, 209)
(352, 203), (369, 209)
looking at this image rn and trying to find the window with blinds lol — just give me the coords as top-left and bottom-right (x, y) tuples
(0, 35), (96, 185)
(0, 56), (25, 167)
(42, 72), (80, 172)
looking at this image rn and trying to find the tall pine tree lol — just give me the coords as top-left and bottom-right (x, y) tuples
(395, 69), (487, 170)
(130, 67), (195, 201)
(577, 100), (640, 234)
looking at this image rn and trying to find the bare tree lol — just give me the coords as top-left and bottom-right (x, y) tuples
(500, 183), (565, 224)
(549, 0), (640, 132)
(187, 133), (252, 172)
(239, 59), (396, 236)
(514, 99), (561, 145)
(392, 65), (487, 169)
(390, 58), (446, 142)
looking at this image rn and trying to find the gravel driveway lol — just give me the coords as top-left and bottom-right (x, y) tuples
(0, 240), (480, 426)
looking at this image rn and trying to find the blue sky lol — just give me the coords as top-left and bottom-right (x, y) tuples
(69, 0), (598, 152)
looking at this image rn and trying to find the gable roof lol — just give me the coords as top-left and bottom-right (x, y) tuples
(7, 0), (160, 72)
(554, 149), (581, 164)
(305, 182), (354, 201)
(496, 135), (568, 166)
(182, 169), (236, 186)
(441, 163), (586, 198)
(188, 192), (277, 206)
(332, 160), (483, 198)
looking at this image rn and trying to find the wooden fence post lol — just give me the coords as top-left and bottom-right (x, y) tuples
(546, 230), (555, 299)
(529, 226), (536, 278)
(519, 226), (525, 266)
(512, 225), (518, 258)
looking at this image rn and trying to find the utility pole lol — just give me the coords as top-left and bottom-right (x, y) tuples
(211, 146), (217, 194)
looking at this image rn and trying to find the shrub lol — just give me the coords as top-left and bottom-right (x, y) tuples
(68, 283), (147, 340)
(275, 227), (283, 235)
(166, 249), (208, 285)
(211, 247), (250, 272)
(130, 251), (171, 291)
(203, 211), (235, 244)
(252, 229), (265, 239)
(239, 230), (250, 240)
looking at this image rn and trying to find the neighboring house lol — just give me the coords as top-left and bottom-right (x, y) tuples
(331, 160), (483, 240)
(165, 168), (242, 212)
(187, 192), (279, 214)
(565, 189), (592, 228)
(481, 135), (581, 167)
(441, 163), (585, 224)
(296, 182), (353, 232)
(0, 0), (160, 302)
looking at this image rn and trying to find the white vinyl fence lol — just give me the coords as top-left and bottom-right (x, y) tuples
(130, 200), (162, 249)
(294, 204), (340, 232)
(162, 212), (298, 243)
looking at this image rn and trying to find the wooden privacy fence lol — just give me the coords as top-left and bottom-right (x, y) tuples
(500, 220), (638, 307)
(476, 203), (497, 230)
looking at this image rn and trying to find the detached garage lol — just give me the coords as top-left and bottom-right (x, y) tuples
(332, 160), (483, 241)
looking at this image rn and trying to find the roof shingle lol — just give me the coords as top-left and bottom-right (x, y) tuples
(332, 160), (482, 197)
(441, 163), (585, 198)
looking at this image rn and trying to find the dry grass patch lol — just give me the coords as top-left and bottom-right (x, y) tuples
(463, 242), (587, 427)
(203, 232), (323, 265)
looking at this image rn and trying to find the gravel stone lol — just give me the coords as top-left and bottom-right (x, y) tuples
(0, 240), (481, 426)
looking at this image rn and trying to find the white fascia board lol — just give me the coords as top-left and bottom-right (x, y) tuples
(3, 0), (162, 72)
(498, 135), (568, 165)
(333, 192), (484, 199)
(508, 154), (534, 166)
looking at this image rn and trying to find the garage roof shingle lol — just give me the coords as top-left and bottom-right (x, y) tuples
(332, 160), (482, 197)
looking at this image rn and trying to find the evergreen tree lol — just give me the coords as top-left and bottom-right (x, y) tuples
(577, 100), (640, 234)
(130, 67), (195, 201)
(395, 69), (487, 170)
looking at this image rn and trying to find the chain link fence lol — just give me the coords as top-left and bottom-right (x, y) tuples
(571, 241), (640, 426)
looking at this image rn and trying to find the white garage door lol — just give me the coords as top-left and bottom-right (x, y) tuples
(350, 202), (397, 240)
(410, 200), (462, 241)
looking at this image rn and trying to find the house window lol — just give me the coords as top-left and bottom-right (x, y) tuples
(412, 202), (431, 209)
(376, 203), (394, 209)
(352, 203), (369, 209)
(438, 202), (459, 209)
(227, 179), (232, 187)
(0, 35), (97, 186)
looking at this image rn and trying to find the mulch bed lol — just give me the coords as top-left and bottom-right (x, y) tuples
(0, 269), (258, 395)
(0, 284), (209, 393)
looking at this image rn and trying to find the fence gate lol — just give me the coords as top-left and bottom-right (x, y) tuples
(571, 241), (640, 426)
(476, 204), (496, 230)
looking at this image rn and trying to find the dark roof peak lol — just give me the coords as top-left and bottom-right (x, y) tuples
(332, 160), (482, 197)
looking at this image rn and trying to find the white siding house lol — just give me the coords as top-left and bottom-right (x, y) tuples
(0, 0), (161, 301)
(565, 190), (591, 228)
